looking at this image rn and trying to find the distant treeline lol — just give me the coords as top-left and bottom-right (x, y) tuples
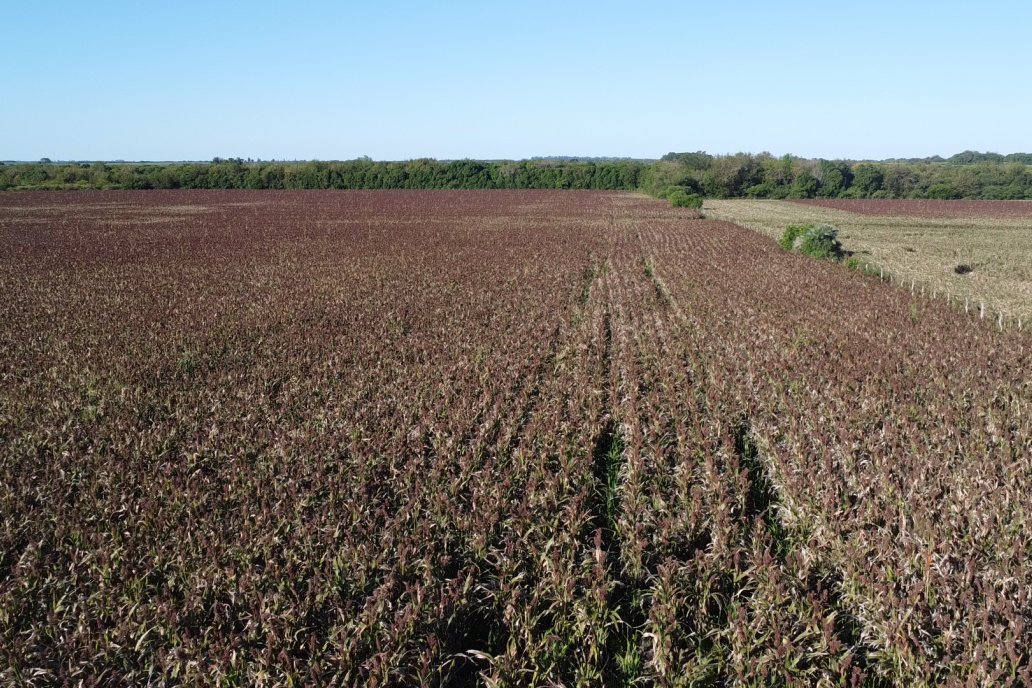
(645, 152), (1032, 200)
(882, 150), (1032, 165)
(3, 152), (1032, 199)
(0, 159), (644, 192)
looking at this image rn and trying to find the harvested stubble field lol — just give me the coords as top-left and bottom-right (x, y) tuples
(703, 198), (1032, 324)
(795, 199), (1032, 220)
(1, 190), (1030, 686)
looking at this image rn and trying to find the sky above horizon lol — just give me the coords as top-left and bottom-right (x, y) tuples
(3, 1), (1031, 161)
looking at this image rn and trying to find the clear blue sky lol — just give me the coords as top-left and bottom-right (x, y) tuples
(3, 1), (1031, 161)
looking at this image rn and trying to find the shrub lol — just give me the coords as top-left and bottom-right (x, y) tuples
(798, 224), (844, 259)
(779, 223), (844, 260)
(926, 183), (961, 200)
(668, 188), (703, 209)
(778, 224), (811, 251)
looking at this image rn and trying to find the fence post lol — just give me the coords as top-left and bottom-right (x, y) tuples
(998, 311), (1004, 331)
(980, 302), (985, 320)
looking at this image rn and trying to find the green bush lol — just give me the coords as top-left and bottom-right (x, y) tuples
(779, 223), (844, 260)
(778, 224), (810, 251)
(668, 188), (703, 208)
(926, 183), (961, 200)
(799, 225), (844, 259)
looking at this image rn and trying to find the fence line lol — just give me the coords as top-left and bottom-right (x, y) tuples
(860, 261), (1025, 333)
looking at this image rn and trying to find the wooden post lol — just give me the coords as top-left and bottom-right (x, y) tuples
(980, 302), (985, 320)
(998, 311), (1004, 331)
(965, 297), (969, 314)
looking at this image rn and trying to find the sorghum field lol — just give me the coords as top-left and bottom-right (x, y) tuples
(1, 190), (1030, 686)
(704, 199), (1032, 324)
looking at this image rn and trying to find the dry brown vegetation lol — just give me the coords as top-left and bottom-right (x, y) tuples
(704, 198), (1032, 323)
(1, 190), (1030, 686)
(795, 199), (1032, 220)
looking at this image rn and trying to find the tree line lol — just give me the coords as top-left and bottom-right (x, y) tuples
(3, 152), (1032, 199)
(0, 159), (644, 192)
(648, 152), (1032, 200)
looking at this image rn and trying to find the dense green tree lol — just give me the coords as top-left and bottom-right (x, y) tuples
(882, 166), (919, 197)
(816, 160), (853, 197)
(701, 154), (760, 197)
(788, 171), (819, 198)
(641, 160), (690, 195)
(661, 150), (713, 171)
(19, 164), (50, 186)
(851, 163), (883, 195)
(762, 155), (794, 188)
(926, 183), (961, 199)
